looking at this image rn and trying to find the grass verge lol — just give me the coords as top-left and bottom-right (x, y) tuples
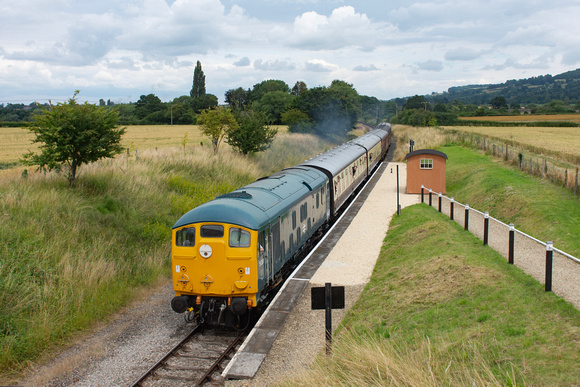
(286, 204), (580, 386)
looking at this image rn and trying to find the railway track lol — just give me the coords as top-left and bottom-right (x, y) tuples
(131, 325), (247, 387)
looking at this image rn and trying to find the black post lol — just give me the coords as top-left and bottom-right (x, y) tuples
(483, 212), (489, 245)
(545, 242), (553, 292)
(464, 204), (469, 231)
(325, 282), (332, 354)
(396, 165), (400, 215)
(429, 189), (432, 207)
(438, 193), (442, 212)
(508, 224), (515, 264)
(450, 198), (454, 220)
(421, 185), (424, 203)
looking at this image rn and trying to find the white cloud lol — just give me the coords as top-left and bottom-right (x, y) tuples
(287, 6), (397, 51)
(445, 47), (482, 61)
(254, 59), (296, 71)
(234, 57), (251, 67)
(304, 59), (338, 73)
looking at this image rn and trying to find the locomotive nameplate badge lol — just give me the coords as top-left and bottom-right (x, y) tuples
(199, 244), (213, 258)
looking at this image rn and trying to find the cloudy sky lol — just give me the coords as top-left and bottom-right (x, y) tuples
(1, 0), (580, 105)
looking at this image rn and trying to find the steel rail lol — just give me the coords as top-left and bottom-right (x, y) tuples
(130, 324), (202, 387)
(196, 331), (247, 386)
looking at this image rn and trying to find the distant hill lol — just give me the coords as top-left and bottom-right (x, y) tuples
(424, 68), (580, 106)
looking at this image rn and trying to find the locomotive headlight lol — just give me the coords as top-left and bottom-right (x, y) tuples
(200, 244), (212, 258)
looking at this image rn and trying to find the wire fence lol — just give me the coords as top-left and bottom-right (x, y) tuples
(421, 186), (580, 310)
(442, 129), (580, 196)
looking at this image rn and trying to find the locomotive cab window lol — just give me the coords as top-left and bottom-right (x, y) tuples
(200, 225), (224, 238)
(229, 228), (251, 247)
(176, 227), (195, 246)
(420, 159), (433, 169)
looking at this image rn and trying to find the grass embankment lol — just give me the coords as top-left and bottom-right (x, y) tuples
(0, 129), (333, 380)
(287, 204), (580, 386)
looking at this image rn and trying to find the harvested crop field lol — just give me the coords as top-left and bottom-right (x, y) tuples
(459, 114), (580, 124)
(444, 125), (580, 161)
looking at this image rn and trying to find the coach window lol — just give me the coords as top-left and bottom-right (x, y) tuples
(420, 159), (433, 169)
(200, 225), (224, 238)
(292, 210), (297, 229)
(316, 193), (319, 209)
(229, 228), (251, 247)
(176, 227), (195, 247)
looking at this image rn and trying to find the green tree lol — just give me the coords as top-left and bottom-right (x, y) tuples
(250, 80), (290, 102)
(404, 95), (428, 110)
(253, 91), (293, 124)
(21, 91), (125, 187)
(281, 108), (311, 132)
(135, 94), (164, 121)
(225, 87), (251, 111)
(191, 60), (206, 99)
(290, 81), (360, 139)
(291, 81), (307, 96)
(170, 96), (195, 125)
(191, 94), (218, 113)
(197, 107), (238, 154)
(228, 110), (277, 155)
(490, 96), (508, 109)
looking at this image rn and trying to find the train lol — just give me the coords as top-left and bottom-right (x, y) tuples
(170, 122), (393, 328)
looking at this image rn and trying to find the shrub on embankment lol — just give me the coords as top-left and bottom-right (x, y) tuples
(286, 205), (580, 386)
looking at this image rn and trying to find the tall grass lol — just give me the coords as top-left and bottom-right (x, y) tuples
(0, 132), (328, 379)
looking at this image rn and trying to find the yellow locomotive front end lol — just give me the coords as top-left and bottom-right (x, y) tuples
(171, 222), (259, 327)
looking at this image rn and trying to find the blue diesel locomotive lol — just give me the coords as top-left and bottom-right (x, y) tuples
(170, 123), (392, 328)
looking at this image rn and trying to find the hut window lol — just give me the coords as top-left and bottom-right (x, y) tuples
(420, 159), (433, 169)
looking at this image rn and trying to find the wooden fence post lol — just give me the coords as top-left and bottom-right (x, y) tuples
(574, 168), (578, 196)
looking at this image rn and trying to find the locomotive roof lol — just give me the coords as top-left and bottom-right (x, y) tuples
(172, 166), (328, 230)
